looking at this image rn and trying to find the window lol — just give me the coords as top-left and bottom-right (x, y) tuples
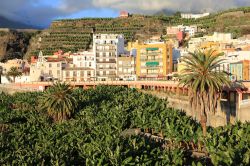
(89, 62), (91, 67)
(49, 63), (52, 68)
(49, 70), (52, 75)
(57, 63), (60, 67)
(57, 70), (60, 75)
(87, 71), (91, 76)
(73, 71), (77, 77)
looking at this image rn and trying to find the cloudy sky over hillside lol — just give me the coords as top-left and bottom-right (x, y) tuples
(1, 0), (250, 27)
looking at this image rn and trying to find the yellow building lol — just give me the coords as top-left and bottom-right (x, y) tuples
(135, 43), (173, 80)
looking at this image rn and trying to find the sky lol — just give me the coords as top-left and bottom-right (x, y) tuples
(1, 0), (250, 28)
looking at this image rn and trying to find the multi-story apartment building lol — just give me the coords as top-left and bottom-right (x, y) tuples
(135, 42), (173, 80)
(93, 34), (125, 81)
(30, 51), (67, 82)
(117, 55), (136, 81)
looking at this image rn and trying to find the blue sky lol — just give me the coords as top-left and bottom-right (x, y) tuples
(0, 0), (250, 28)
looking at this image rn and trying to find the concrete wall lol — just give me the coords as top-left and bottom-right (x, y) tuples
(142, 90), (247, 127)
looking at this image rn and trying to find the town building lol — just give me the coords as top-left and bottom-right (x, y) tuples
(0, 58), (29, 74)
(93, 34), (125, 81)
(230, 60), (250, 81)
(119, 11), (129, 18)
(181, 12), (210, 19)
(62, 67), (95, 82)
(62, 51), (96, 82)
(167, 25), (197, 37)
(72, 51), (95, 69)
(135, 42), (173, 80)
(117, 55), (136, 81)
(30, 51), (67, 82)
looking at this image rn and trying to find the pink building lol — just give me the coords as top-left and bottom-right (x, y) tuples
(167, 27), (180, 35)
(119, 11), (129, 18)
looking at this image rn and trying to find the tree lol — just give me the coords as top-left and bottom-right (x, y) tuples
(178, 50), (230, 136)
(7, 67), (22, 83)
(38, 82), (77, 122)
(174, 11), (181, 18)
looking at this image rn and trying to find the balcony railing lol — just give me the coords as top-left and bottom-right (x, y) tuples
(96, 60), (116, 63)
(97, 67), (116, 70)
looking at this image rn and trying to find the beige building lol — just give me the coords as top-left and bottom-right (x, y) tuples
(0, 59), (29, 74)
(93, 34), (125, 81)
(30, 51), (67, 82)
(63, 67), (95, 82)
(117, 56), (136, 80)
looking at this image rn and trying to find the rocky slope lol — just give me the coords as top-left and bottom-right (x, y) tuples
(0, 29), (35, 62)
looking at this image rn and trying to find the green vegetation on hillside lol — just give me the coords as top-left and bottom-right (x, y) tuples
(0, 86), (250, 165)
(26, 7), (250, 58)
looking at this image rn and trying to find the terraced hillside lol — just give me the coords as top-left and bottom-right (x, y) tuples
(25, 16), (163, 58)
(25, 7), (250, 59)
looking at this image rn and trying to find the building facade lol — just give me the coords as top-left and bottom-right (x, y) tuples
(93, 34), (125, 81)
(181, 13), (210, 19)
(0, 59), (29, 74)
(135, 42), (173, 80)
(62, 67), (95, 82)
(230, 60), (250, 81)
(30, 52), (67, 82)
(117, 56), (136, 81)
(72, 51), (95, 69)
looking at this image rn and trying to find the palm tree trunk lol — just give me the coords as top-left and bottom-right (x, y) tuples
(200, 114), (207, 136)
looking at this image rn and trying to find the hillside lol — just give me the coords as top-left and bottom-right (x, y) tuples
(25, 7), (250, 59)
(0, 29), (37, 62)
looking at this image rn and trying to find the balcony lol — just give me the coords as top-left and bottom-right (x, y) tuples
(96, 56), (116, 59)
(96, 60), (116, 63)
(96, 49), (116, 52)
(97, 67), (116, 70)
(140, 58), (163, 61)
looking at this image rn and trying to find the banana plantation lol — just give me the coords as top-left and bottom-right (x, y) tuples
(0, 85), (249, 165)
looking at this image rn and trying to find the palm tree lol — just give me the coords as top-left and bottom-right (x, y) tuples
(179, 49), (230, 136)
(38, 82), (77, 122)
(7, 67), (22, 83)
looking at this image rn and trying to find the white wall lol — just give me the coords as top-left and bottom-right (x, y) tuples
(1, 75), (30, 84)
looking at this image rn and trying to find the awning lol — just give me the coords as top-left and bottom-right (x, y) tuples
(146, 48), (159, 51)
(146, 61), (159, 66)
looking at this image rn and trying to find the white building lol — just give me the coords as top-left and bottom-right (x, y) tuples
(72, 51), (95, 69)
(181, 13), (210, 19)
(63, 51), (96, 82)
(211, 32), (232, 42)
(93, 34), (125, 81)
